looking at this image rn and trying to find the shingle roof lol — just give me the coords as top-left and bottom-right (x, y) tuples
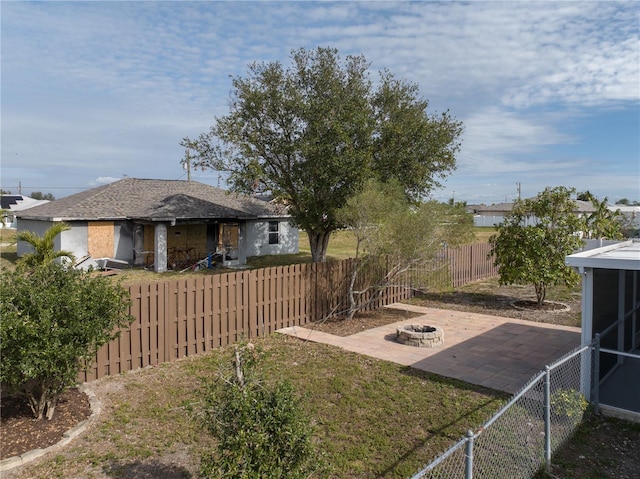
(16, 178), (288, 221)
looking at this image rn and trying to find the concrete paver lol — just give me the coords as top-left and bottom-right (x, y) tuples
(277, 303), (581, 395)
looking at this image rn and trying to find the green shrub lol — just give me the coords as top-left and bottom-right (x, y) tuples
(0, 262), (134, 420)
(199, 344), (319, 478)
(551, 388), (589, 419)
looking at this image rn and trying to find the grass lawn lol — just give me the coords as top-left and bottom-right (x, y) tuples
(0, 228), (17, 270)
(6, 335), (506, 479)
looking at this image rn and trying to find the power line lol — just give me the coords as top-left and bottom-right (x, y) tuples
(0, 185), (88, 190)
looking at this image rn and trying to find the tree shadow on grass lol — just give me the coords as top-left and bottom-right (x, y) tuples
(104, 460), (192, 479)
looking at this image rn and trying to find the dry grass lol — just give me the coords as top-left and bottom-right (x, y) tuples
(4, 335), (505, 479)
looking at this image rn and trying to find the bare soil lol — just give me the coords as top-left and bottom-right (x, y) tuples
(1, 389), (91, 460)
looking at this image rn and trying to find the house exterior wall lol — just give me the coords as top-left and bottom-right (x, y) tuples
(473, 215), (504, 227)
(168, 224), (208, 258)
(18, 217), (298, 267)
(17, 219), (89, 260)
(244, 219), (299, 257)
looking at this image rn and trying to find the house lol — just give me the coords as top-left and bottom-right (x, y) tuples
(15, 178), (299, 272)
(1, 195), (50, 228)
(608, 205), (640, 236)
(468, 200), (596, 227)
(566, 240), (640, 421)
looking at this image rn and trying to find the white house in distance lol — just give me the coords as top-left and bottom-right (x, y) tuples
(16, 178), (299, 272)
(468, 200), (596, 227)
(1, 194), (50, 228)
(566, 240), (640, 421)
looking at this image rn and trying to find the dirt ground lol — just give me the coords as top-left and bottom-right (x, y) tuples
(2, 280), (638, 479)
(1, 389), (91, 460)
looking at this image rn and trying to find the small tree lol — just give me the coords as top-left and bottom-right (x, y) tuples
(584, 196), (624, 240)
(200, 344), (319, 479)
(489, 186), (584, 305)
(337, 179), (473, 318)
(0, 262), (134, 420)
(16, 222), (74, 268)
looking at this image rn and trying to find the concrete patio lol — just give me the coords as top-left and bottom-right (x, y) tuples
(278, 304), (581, 394)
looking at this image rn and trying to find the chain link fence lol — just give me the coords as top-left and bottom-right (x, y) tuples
(410, 343), (594, 479)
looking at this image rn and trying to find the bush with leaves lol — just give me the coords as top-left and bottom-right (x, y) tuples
(0, 262), (134, 420)
(200, 344), (320, 479)
(337, 178), (474, 318)
(489, 186), (584, 305)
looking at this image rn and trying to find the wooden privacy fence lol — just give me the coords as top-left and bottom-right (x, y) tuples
(80, 243), (497, 382)
(447, 242), (497, 287)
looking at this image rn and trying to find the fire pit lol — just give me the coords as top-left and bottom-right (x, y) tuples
(396, 324), (444, 348)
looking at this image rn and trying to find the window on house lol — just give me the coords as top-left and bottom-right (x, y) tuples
(268, 221), (279, 245)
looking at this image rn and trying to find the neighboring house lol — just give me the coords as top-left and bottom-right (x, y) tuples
(1, 195), (50, 228)
(566, 240), (640, 421)
(16, 178), (299, 272)
(468, 200), (596, 227)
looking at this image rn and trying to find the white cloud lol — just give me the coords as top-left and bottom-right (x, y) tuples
(90, 177), (121, 187)
(1, 1), (638, 201)
(457, 107), (575, 174)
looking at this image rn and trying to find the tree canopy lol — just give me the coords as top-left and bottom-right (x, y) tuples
(584, 196), (624, 240)
(182, 47), (463, 262)
(30, 191), (55, 201)
(0, 262), (133, 420)
(489, 186), (584, 305)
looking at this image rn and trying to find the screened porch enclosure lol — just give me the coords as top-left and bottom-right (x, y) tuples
(567, 241), (640, 422)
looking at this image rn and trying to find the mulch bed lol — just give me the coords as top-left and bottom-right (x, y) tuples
(307, 308), (423, 337)
(1, 388), (91, 460)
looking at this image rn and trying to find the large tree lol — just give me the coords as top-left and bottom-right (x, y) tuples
(489, 186), (585, 305)
(183, 47), (463, 262)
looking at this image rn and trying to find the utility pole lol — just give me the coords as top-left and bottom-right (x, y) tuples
(517, 182), (521, 200)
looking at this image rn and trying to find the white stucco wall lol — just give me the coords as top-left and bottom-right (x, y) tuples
(16, 219), (89, 261)
(245, 219), (299, 257)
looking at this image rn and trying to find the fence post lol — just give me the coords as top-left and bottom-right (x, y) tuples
(544, 365), (552, 472)
(464, 429), (474, 479)
(593, 333), (600, 415)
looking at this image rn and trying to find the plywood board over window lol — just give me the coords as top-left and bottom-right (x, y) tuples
(88, 221), (114, 258)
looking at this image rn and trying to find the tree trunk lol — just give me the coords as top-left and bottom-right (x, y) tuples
(535, 282), (546, 305)
(346, 258), (360, 320)
(45, 396), (58, 420)
(307, 231), (331, 263)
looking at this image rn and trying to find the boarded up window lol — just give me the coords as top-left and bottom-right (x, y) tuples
(88, 221), (114, 258)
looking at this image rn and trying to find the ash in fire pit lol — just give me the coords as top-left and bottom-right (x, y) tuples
(396, 324), (444, 348)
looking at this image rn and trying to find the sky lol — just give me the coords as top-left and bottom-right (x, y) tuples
(2, 1), (639, 205)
